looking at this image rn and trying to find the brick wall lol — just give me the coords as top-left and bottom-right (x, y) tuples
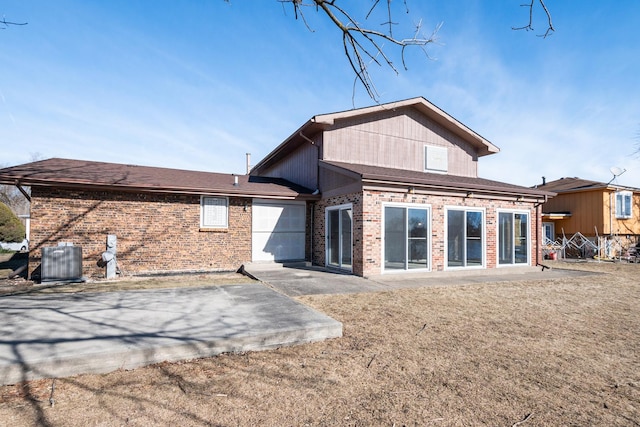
(311, 192), (363, 275)
(28, 187), (252, 280)
(312, 189), (540, 277)
(361, 190), (540, 275)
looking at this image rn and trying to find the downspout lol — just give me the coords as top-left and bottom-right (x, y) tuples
(609, 191), (613, 237)
(310, 202), (314, 265)
(535, 195), (548, 270)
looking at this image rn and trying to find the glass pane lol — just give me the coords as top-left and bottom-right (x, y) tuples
(408, 209), (428, 269)
(408, 239), (427, 269)
(515, 213), (528, 264)
(341, 208), (352, 268)
(385, 207), (406, 270)
(543, 224), (553, 241)
(447, 210), (465, 267)
(498, 212), (513, 264)
(466, 211), (483, 266)
(328, 210), (340, 266)
(625, 195), (632, 217)
(466, 211), (482, 238)
(409, 209), (427, 238)
(466, 239), (482, 266)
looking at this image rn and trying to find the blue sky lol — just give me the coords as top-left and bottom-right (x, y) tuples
(1, 1), (639, 188)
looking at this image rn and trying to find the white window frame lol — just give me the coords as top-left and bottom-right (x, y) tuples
(325, 203), (353, 272)
(424, 145), (448, 173)
(615, 191), (632, 219)
(381, 202), (432, 274)
(200, 196), (228, 228)
(445, 206), (486, 270)
(496, 209), (531, 267)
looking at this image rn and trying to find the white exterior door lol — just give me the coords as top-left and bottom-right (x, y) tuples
(252, 200), (306, 262)
(542, 222), (555, 243)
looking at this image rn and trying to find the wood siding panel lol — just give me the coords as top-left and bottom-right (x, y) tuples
(319, 167), (362, 198)
(543, 190), (607, 235)
(260, 140), (319, 190)
(322, 107), (478, 177)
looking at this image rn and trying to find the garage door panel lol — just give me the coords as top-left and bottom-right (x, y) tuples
(252, 200), (306, 262)
(253, 204), (305, 232)
(252, 232), (305, 262)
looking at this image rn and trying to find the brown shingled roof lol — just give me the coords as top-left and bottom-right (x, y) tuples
(536, 177), (640, 194)
(535, 177), (607, 193)
(0, 158), (317, 200)
(321, 161), (553, 198)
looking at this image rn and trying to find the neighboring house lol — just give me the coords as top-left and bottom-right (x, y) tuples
(536, 176), (640, 248)
(0, 97), (552, 280)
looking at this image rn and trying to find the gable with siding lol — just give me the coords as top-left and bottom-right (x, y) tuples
(251, 97), (499, 187)
(322, 106), (480, 177)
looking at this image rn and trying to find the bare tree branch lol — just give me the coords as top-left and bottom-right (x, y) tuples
(0, 16), (28, 29)
(512, 0), (554, 38)
(284, 0), (439, 102)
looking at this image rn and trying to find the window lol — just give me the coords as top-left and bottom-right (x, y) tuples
(424, 145), (448, 173)
(384, 205), (430, 271)
(615, 191), (632, 219)
(201, 196), (228, 228)
(498, 211), (529, 265)
(542, 222), (555, 244)
(446, 208), (484, 268)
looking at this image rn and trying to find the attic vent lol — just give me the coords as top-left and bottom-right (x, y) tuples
(425, 145), (448, 173)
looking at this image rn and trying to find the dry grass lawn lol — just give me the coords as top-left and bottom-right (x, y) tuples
(1, 261), (639, 426)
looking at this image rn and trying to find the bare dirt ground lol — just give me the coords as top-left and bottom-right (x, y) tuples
(1, 260), (639, 426)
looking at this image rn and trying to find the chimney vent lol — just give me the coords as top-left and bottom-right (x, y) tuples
(233, 175), (239, 186)
(542, 176), (546, 185)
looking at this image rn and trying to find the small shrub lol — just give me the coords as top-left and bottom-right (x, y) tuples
(0, 202), (25, 242)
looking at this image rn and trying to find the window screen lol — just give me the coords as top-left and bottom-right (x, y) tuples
(201, 197), (228, 228)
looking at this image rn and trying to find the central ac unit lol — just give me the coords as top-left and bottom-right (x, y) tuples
(41, 246), (83, 282)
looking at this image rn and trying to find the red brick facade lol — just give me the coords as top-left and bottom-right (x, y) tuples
(29, 187), (252, 280)
(28, 186), (541, 280)
(312, 189), (540, 277)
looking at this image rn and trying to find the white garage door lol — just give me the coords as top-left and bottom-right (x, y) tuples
(252, 200), (306, 262)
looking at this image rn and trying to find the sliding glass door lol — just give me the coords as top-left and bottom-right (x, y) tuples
(447, 208), (484, 268)
(498, 211), (529, 265)
(384, 206), (430, 271)
(326, 205), (352, 270)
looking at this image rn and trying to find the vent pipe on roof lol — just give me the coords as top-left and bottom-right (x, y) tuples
(246, 153), (251, 174)
(233, 174), (239, 186)
(542, 176), (546, 185)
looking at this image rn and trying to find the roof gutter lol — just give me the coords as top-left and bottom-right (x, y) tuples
(15, 180), (320, 201)
(362, 178), (551, 202)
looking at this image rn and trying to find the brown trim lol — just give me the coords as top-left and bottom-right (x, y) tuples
(199, 228), (229, 233)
